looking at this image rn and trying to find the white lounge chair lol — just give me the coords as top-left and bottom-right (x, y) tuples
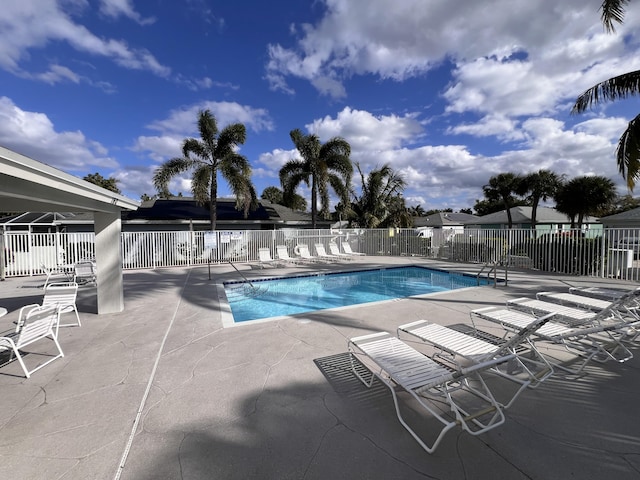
(0, 304), (64, 378)
(74, 262), (96, 285)
(314, 243), (342, 262)
(257, 248), (279, 268)
(471, 306), (634, 375)
(275, 245), (303, 265)
(342, 243), (365, 256)
(18, 282), (81, 336)
(348, 331), (510, 453)
(569, 286), (634, 301)
(294, 244), (325, 263)
(536, 291), (612, 312)
(507, 297), (599, 326)
(398, 313), (555, 408)
(328, 242), (353, 260)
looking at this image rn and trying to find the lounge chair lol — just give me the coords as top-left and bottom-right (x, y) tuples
(275, 245), (303, 265)
(18, 282), (81, 336)
(314, 243), (343, 262)
(74, 262), (96, 285)
(257, 248), (280, 268)
(328, 242), (353, 260)
(0, 304), (64, 378)
(471, 306), (634, 375)
(507, 297), (599, 326)
(342, 243), (365, 256)
(397, 313), (555, 408)
(348, 331), (511, 453)
(536, 291), (612, 312)
(294, 244), (325, 263)
(569, 286), (634, 301)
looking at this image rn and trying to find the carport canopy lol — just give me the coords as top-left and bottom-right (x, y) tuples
(0, 145), (140, 314)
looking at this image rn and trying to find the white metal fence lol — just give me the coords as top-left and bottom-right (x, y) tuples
(3, 227), (640, 282)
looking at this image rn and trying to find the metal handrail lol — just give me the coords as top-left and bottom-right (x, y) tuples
(227, 261), (257, 290)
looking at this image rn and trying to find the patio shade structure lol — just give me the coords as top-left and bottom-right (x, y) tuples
(0, 145), (139, 314)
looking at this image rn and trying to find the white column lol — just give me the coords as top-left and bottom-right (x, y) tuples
(94, 211), (124, 313)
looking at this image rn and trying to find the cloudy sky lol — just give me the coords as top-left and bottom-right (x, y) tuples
(2, 0), (639, 212)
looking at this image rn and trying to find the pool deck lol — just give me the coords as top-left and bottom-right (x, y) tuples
(0, 256), (639, 479)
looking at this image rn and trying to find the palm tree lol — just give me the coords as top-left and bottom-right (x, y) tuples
(572, 0), (640, 189)
(483, 173), (523, 228)
(555, 175), (617, 229)
(279, 129), (352, 228)
(351, 163), (409, 228)
(153, 110), (257, 230)
(260, 186), (307, 211)
(517, 170), (564, 231)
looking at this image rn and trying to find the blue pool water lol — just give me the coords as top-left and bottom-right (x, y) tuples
(224, 266), (488, 323)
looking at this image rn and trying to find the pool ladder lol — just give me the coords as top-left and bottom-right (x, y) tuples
(477, 260), (508, 287)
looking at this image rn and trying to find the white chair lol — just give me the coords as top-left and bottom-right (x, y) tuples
(275, 245), (303, 265)
(328, 242), (353, 260)
(348, 331), (511, 453)
(471, 306), (635, 375)
(536, 291), (612, 312)
(342, 243), (365, 256)
(18, 282), (80, 337)
(397, 314), (555, 408)
(0, 304), (64, 378)
(74, 262), (96, 285)
(294, 244), (324, 263)
(257, 248), (279, 268)
(314, 243), (342, 262)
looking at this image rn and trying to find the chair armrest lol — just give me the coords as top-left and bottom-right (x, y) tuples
(17, 304), (40, 332)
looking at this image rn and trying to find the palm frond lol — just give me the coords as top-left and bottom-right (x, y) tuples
(197, 110), (219, 145)
(191, 165), (212, 205)
(572, 70), (640, 113)
(616, 113), (640, 190)
(152, 157), (198, 192)
(601, 0), (629, 33)
(183, 138), (209, 161)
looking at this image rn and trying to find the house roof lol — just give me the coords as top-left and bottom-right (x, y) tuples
(469, 206), (598, 225)
(0, 198), (333, 228)
(414, 212), (479, 228)
(598, 207), (640, 225)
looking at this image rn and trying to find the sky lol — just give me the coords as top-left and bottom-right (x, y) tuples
(2, 0), (640, 213)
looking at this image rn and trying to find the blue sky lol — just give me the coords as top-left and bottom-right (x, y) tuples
(2, 0), (640, 212)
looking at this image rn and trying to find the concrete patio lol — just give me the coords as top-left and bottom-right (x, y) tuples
(0, 257), (639, 479)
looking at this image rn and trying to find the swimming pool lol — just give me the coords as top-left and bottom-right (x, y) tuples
(222, 266), (488, 324)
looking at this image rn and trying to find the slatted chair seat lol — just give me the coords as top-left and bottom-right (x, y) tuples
(348, 331), (511, 453)
(0, 305), (64, 378)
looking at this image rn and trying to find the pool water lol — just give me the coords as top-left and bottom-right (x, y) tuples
(224, 266), (487, 323)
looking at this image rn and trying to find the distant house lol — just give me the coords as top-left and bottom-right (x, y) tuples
(414, 212), (479, 238)
(0, 198), (332, 233)
(466, 206), (600, 232)
(598, 207), (640, 228)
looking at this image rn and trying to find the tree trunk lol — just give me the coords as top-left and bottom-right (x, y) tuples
(210, 170), (218, 230)
(311, 175), (318, 228)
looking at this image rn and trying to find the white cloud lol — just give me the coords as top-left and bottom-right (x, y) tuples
(0, 0), (169, 77)
(99, 0), (156, 25)
(0, 96), (118, 172)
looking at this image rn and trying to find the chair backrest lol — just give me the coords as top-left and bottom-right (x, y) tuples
(493, 311), (556, 357)
(329, 243), (341, 255)
(276, 245), (291, 260)
(258, 248), (273, 262)
(43, 282), (78, 308)
(315, 244), (329, 256)
(16, 305), (60, 348)
(342, 243), (354, 254)
(296, 244), (313, 258)
(74, 262), (96, 282)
